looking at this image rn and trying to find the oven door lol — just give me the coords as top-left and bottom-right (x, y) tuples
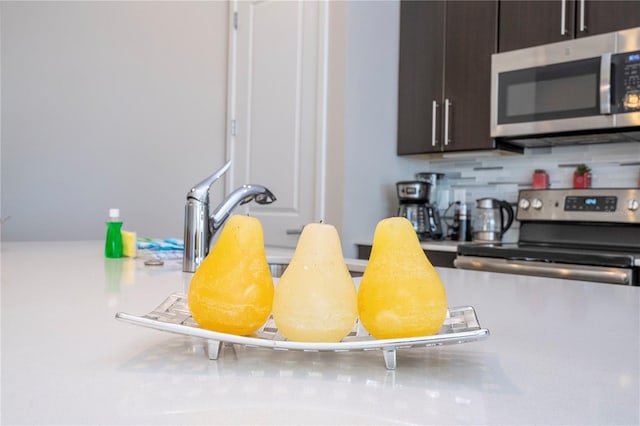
(454, 256), (634, 285)
(491, 31), (616, 138)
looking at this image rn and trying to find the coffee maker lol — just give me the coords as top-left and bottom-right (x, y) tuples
(396, 180), (443, 240)
(415, 172), (445, 239)
(415, 172), (444, 206)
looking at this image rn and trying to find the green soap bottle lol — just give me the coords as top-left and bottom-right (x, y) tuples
(105, 208), (123, 258)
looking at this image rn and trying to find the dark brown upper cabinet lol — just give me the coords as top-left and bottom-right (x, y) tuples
(498, 0), (640, 53)
(397, 0), (503, 155)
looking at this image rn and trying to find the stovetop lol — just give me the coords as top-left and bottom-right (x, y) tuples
(456, 188), (640, 268)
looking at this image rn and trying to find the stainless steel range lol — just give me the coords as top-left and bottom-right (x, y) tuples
(455, 188), (640, 285)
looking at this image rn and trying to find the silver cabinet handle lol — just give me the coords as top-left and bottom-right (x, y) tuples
(560, 0), (567, 35)
(431, 100), (439, 146)
(579, 0), (586, 32)
(600, 53), (612, 114)
(286, 228), (303, 235)
(443, 98), (451, 146)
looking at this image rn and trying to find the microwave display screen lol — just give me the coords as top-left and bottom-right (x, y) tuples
(497, 57), (602, 124)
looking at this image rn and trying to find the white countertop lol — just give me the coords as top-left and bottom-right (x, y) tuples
(2, 241), (639, 425)
(420, 240), (460, 252)
(357, 240), (460, 253)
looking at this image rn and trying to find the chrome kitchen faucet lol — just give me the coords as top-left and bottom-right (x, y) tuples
(182, 161), (276, 272)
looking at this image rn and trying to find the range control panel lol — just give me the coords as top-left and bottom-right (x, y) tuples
(517, 188), (639, 223)
(564, 195), (618, 212)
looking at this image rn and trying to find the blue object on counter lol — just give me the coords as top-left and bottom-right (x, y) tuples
(137, 238), (184, 251)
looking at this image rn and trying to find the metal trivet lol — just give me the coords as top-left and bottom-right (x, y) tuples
(116, 293), (489, 369)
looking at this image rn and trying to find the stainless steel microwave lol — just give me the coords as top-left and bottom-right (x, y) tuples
(491, 27), (640, 145)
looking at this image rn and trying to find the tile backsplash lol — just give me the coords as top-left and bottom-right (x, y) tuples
(415, 142), (640, 241)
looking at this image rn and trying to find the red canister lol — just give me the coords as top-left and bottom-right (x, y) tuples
(532, 170), (549, 189)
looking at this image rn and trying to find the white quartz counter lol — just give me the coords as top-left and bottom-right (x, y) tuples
(356, 240), (460, 253)
(2, 241), (639, 425)
(421, 240), (460, 252)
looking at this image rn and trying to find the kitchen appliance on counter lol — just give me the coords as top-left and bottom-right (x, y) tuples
(396, 181), (443, 240)
(472, 198), (514, 242)
(446, 201), (473, 242)
(455, 188), (640, 285)
(491, 27), (640, 147)
(415, 172), (444, 207)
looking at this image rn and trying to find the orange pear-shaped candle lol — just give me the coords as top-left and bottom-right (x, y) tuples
(357, 217), (447, 339)
(187, 215), (274, 335)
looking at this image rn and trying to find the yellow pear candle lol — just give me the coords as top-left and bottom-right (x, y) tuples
(187, 215), (274, 336)
(272, 223), (358, 342)
(357, 217), (447, 339)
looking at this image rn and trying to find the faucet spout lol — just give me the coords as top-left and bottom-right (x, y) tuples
(182, 161), (276, 273)
(210, 184), (276, 231)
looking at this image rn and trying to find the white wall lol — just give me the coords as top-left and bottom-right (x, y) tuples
(340, 0), (427, 257)
(1, 1), (229, 241)
(3, 0), (638, 251)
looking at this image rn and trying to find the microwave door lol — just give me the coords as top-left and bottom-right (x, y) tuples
(492, 56), (614, 138)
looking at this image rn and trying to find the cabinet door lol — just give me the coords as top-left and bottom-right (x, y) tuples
(578, 1), (640, 38)
(498, 1), (575, 52)
(443, 1), (497, 151)
(397, 1), (445, 155)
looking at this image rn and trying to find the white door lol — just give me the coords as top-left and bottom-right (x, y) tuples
(228, 0), (328, 247)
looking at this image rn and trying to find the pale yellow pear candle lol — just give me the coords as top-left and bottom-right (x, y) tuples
(187, 215), (274, 336)
(357, 217), (447, 339)
(272, 223), (358, 342)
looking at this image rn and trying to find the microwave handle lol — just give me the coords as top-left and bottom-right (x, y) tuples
(600, 53), (612, 115)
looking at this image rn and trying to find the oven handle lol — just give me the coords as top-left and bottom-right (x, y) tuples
(454, 256), (631, 285)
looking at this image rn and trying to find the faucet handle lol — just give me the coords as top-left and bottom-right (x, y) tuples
(187, 160), (232, 203)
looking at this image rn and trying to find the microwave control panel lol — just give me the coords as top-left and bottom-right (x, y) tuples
(517, 189), (639, 223)
(613, 50), (640, 112)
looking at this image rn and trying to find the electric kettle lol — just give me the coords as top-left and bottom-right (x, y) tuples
(472, 198), (514, 242)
